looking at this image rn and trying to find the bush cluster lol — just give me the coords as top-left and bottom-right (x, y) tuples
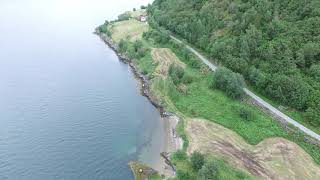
(168, 64), (185, 85)
(118, 40), (148, 59)
(239, 107), (255, 121)
(117, 12), (131, 21)
(142, 29), (170, 44)
(98, 24), (111, 37)
(190, 151), (205, 171)
(211, 68), (245, 100)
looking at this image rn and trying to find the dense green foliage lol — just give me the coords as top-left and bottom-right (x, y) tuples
(211, 68), (245, 99)
(172, 150), (189, 161)
(239, 106), (255, 121)
(143, 29), (170, 44)
(149, 0), (320, 126)
(117, 12), (131, 21)
(171, 151), (252, 180)
(169, 64), (185, 85)
(190, 151), (205, 171)
(98, 22), (111, 36)
(117, 40), (148, 60)
(197, 160), (219, 180)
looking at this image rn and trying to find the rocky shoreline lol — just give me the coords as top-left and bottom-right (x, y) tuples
(94, 29), (183, 178)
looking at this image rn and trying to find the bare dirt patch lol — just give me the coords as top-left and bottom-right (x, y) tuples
(186, 119), (320, 180)
(151, 48), (185, 77)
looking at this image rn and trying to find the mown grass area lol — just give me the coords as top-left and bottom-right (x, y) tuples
(101, 19), (320, 170)
(109, 19), (148, 43)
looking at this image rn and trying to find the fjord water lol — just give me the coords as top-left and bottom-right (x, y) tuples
(0, 0), (162, 179)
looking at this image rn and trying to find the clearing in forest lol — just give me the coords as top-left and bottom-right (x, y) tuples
(151, 48), (185, 77)
(110, 19), (148, 43)
(186, 119), (320, 180)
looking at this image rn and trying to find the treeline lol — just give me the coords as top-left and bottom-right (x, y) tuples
(148, 0), (320, 126)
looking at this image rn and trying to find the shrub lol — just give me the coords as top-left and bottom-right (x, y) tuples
(211, 68), (245, 99)
(225, 55), (248, 74)
(190, 151), (205, 171)
(176, 170), (192, 180)
(166, 80), (181, 101)
(305, 90), (320, 126)
(310, 64), (320, 81)
(143, 29), (170, 43)
(190, 58), (201, 69)
(169, 64), (185, 85)
(99, 25), (111, 36)
(181, 48), (191, 61)
(118, 12), (131, 21)
(172, 150), (188, 161)
(198, 160), (219, 180)
(133, 40), (143, 52)
(118, 39), (128, 53)
(142, 32), (149, 39)
(177, 84), (188, 95)
(239, 107), (255, 121)
(181, 73), (193, 84)
(248, 66), (267, 89)
(126, 46), (136, 59)
(266, 75), (310, 110)
(154, 30), (170, 43)
(305, 107), (320, 126)
(124, 40), (147, 58)
(136, 47), (147, 58)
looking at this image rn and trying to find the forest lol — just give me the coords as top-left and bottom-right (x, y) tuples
(148, 0), (320, 127)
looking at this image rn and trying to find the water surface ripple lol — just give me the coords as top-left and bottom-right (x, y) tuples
(0, 0), (158, 179)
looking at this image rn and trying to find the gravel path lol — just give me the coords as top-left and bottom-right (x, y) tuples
(170, 35), (320, 141)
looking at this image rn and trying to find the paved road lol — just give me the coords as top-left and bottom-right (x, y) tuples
(170, 35), (320, 141)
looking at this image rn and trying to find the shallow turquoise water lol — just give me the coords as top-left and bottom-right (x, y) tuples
(0, 1), (160, 179)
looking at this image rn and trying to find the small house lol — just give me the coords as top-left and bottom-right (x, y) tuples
(138, 15), (147, 22)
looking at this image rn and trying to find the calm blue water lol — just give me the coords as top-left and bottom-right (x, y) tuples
(0, 0), (162, 180)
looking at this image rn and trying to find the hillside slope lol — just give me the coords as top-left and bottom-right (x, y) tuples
(148, 0), (320, 127)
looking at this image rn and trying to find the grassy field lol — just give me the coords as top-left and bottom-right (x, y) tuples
(101, 17), (320, 179)
(177, 36), (320, 136)
(109, 19), (148, 43)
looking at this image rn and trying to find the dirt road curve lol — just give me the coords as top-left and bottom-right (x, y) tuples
(170, 35), (320, 141)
